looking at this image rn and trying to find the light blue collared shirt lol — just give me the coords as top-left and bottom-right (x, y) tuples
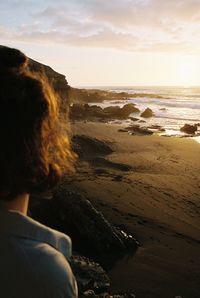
(0, 209), (78, 298)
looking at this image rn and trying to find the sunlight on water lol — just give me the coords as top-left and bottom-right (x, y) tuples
(193, 136), (200, 143)
(90, 86), (200, 141)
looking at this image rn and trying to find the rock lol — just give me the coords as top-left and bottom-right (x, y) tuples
(180, 124), (198, 134)
(70, 104), (106, 120)
(104, 104), (139, 119)
(69, 255), (110, 295)
(28, 59), (70, 107)
(30, 185), (138, 258)
(118, 129), (128, 133)
(70, 104), (87, 119)
(82, 290), (96, 297)
(70, 104), (140, 121)
(126, 125), (153, 135)
(147, 125), (165, 132)
(90, 106), (106, 117)
(160, 108), (167, 111)
(70, 254), (136, 297)
(120, 104), (140, 116)
(104, 106), (121, 117)
(72, 135), (113, 158)
(140, 108), (154, 118)
(128, 117), (139, 122)
(81, 294), (136, 298)
(138, 120), (146, 123)
(148, 125), (162, 129)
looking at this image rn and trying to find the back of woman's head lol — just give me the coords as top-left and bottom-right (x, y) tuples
(0, 46), (75, 201)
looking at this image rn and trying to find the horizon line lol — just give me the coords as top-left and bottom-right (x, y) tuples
(73, 85), (200, 88)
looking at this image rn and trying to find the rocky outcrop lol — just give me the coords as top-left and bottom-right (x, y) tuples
(69, 255), (110, 295)
(148, 125), (165, 132)
(28, 59), (70, 106)
(70, 104), (140, 120)
(180, 124), (198, 134)
(70, 254), (136, 297)
(72, 135), (113, 158)
(68, 248), (137, 297)
(30, 184), (138, 298)
(126, 125), (153, 135)
(70, 104), (104, 120)
(57, 186), (137, 256)
(140, 108), (154, 118)
(104, 104), (140, 118)
(72, 135), (132, 171)
(30, 185), (138, 258)
(70, 88), (165, 104)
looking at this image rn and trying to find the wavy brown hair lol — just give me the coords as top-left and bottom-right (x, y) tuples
(0, 46), (75, 201)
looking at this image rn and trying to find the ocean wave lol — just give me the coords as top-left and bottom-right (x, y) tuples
(155, 115), (200, 122)
(130, 97), (200, 109)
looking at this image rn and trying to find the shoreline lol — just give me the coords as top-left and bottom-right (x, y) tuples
(70, 85), (200, 139)
(70, 121), (200, 298)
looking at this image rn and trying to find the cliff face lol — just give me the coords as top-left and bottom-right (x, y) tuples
(28, 59), (70, 105)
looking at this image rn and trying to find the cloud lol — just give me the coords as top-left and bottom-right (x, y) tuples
(1, 0), (200, 53)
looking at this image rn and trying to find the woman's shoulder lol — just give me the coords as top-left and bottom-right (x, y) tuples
(0, 209), (78, 297)
(24, 241), (78, 298)
(0, 209), (72, 258)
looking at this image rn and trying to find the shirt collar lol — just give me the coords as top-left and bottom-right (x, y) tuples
(0, 208), (72, 259)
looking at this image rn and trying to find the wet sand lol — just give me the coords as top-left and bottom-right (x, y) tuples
(71, 121), (200, 298)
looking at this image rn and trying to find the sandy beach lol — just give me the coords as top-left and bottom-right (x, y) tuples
(70, 121), (200, 298)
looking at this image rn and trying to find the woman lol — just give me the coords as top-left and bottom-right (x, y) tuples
(0, 46), (78, 298)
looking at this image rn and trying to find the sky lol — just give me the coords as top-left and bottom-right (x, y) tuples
(1, 0), (200, 86)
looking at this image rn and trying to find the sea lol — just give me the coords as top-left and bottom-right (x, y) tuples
(87, 86), (200, 141)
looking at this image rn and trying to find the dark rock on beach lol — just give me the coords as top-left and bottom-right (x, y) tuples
(126, 125), (153, 135)
(148, 125), (166, 132)
(72, 135), (113, 158)
(69, 251), (137, 297)
(120, 104), (140, 116)
(69, 104), (101, 120)
(140, 108), (154, 118)
(71, 135), (133, 172)
(69, 255), (110, 295)
(180, 124), (198, 134)
(148, 125), (162, 129)
(30, 187), (137, 298)
(70, 103), (140, 121)
(103, 106), (121, 116)
(70, 254), (137, 297)
(103, 104), (140, 119)
(30, 185), (138, 258)
(118, 129), (128, 133)
(53, 186), (138, 256)
(128, 117), (139, 122)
